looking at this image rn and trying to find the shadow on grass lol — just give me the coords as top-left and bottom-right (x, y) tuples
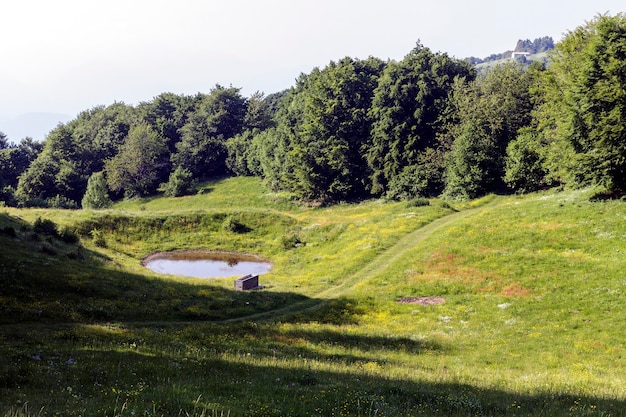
(281, 327), (443, 355)
(2, 324), (624, 416)
(589, 189), (626, 201)
(0, 212), (306, 325)
(2, 212), (625, 416)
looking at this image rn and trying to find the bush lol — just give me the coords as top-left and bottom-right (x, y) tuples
(82, 172), (113, 209)
(33, 217), (58, 237)
(281, 233), (303, 249)
(90, 229), (107, 248)
(22, 197), (49, 208)
(1, 226), (17, 237)
(0, 186), (17, 207)
(59, 226), (80, 244)
(222, 217), (248, 233)
(158, 167), (195, 197)
(47, 195), (79, 209)
(406, 197), (430, 208)
(504, 131), (547, 193)
(385, 150), (446, 200)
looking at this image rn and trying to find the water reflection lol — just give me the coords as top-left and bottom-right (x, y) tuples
(143, 251), (272, 278)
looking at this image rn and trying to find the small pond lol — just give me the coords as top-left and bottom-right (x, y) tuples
(143, 251), (272, 278)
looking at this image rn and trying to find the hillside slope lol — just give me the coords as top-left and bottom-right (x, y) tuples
(1, 180), (625, 416)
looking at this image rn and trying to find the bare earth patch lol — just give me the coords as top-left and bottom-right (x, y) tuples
(397, 296), (445, 305)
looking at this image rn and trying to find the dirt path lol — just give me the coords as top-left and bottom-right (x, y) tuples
(1, 198), (499, 330)
(223, 198), (499, 323)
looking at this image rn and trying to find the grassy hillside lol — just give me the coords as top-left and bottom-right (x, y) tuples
(475, 52), (550, 71)
(1, 177), (625, 416)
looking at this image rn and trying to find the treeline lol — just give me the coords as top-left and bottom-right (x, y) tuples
(1, 13), (625, 208)
(466, 36), (554, 65)
(1, 87), (283, 208)
(514, 36), (555, 54)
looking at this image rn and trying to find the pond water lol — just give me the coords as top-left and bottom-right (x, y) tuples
(143, 251), (272, 278)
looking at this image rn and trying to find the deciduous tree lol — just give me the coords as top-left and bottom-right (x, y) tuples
(281, 57), (385, 202)
(81, 171), (113, 209)
(367, 44), (473, 197)
(105, 124), (169, 198)
(172, 85), (247, 179)
(537, 13), (626, 191)
(444, 62), (534, 198)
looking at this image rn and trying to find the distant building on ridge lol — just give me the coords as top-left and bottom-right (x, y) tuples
(511, 51), (531, 60)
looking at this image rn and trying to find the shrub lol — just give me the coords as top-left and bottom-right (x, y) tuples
(222, 217), (248, 233)
(281, 233), (303, 249)
(0, 186), (17, 207)
(47, 195), (79, 209)
(33, 217), (58, 237)
(158, 167), (195, 197)
(59, 226), (80, 244)
(504, 131), (547, 193)
(1, 226), (17, 238)
(22, 197), (49, 208)
(90, 229), (107, 248)
(406, 197), (430, 208)
(386, 160), (444, 201)
(82, 172), (113, 209)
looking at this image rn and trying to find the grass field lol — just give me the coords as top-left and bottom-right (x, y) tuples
(1, 177), (624, 416)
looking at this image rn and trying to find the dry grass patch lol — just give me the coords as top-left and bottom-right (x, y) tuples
(396, 296), (445, 305)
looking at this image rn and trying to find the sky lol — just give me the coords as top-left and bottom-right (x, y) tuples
(0, 0), (620, 142)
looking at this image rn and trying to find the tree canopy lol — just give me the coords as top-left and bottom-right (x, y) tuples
(367, 44), (474, 198)
(536, 13), (626, 191)
(2, 13), (625, 207)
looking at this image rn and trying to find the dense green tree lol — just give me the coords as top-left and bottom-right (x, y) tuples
(385, 148), (447, 200)
(514, 37), (555, 54)
(15, 103), (136, 206)
(444, 62), (535, 198)
(367, 44), (474, 197)
(158, 166), (194, 197)
(278, 57), (385, 202)
(226, 130), (255, 176)
(137, 92), (197, 151)
(81, 171), (113, 209)
(0, 132), (9, 149)
(14, 151), (60, 206)
(243, 91), (273, 132)
(444, 123), (502, 199)
(504, 130), (547, 192)
(172, 85), (247, 179)
(222, 89), (280, 180)
(173, 117), (228, 179)
(263, 90), (290, 123)
(69, 103), (136, 174)
(15, 126), (78, 205)
(105, 124), (169, 198)
(0, 137), (42, 189)
(536, 13), (626, 191)
(252, 126), (294, 191)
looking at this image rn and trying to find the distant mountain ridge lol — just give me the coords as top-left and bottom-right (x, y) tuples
(0, 37), (555, 145)
(0, 112), (73, 143)
(465, 36), (555, 65)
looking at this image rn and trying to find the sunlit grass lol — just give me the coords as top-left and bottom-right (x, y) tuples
(1, 180), (625, 416)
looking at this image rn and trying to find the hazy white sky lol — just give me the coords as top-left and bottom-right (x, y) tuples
(0, 0), (619, 137)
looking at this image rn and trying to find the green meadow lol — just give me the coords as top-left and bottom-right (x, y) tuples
(1, 177), (625, 416)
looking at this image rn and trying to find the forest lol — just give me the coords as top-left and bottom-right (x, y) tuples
(1, 13), (625, 208)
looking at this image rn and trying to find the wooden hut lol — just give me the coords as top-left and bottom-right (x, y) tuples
(235, 274), (259, 291)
